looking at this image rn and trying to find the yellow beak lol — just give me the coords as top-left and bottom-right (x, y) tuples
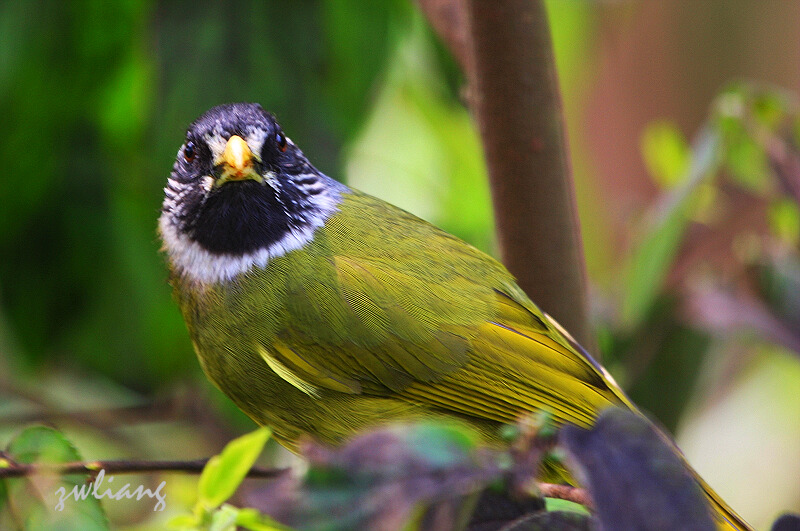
(217, 135), (261, 184)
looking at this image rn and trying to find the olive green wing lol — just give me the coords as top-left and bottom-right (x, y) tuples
(400, 288), (632, 428)
(263, 254), (476, 396)
(261, 250), (629, 428)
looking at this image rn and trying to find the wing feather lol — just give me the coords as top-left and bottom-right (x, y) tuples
(263, 190), (630, 430)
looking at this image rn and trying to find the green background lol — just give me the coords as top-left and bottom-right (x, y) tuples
(2, 2), (799, 528)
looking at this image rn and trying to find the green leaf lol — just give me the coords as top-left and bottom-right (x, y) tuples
(209, 504), (239, 531)
(197, 428), (271, 510)
(344, 16), (493, 253)
(726, 133), (771, 192)
(641, 121), (691, 189)
(768, 198), (800, 246)
(545, 497), (591, 516)
(405, 422), (480, 467)
(1, 426), (109, 531)
(623, 127), (721, 325)
(714, 85), (774, 194)
(168, 513), (201, 529)
(750, 88), (788, 130)
(235, 507), (291, 531)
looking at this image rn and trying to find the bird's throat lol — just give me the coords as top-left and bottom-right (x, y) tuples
(160, 177), (343, 285)
(188, 181), (289, 255)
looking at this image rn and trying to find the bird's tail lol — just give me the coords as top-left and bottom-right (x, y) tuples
(697, 474), (752, 531)
(547, 315), (752, 530)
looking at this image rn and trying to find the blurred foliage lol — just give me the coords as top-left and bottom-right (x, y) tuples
(168, 427), (285, 531)
(165, 409), (725, 530)
(640, 121), (692, 189)
(1, 1), (800, 529)
(0, 426), (109, 530)
(561, 409), (717, 531)
(345, 15), (493, 252)
(0, 0), (416, 388)
(622, 124), (721, 327)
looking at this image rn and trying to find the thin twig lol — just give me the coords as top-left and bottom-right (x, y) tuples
(0, 456), (287, 479)
(539, 482), (593, 509)
(0, 455), (591, 510)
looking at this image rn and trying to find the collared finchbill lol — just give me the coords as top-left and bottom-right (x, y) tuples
(159, 104), (754, 531)
(159, 103), (343, 284)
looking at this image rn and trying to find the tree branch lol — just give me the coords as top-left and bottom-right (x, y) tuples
(0, 455), (286, 479)
(0, 454), (591, 509)
(539, 482), (594, 509)
(421, 0), (593, 349)
(417, 0), (472, 80)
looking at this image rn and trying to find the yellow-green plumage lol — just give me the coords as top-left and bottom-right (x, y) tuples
(170, 189), (748, 530)
(162, 100), (755, 529)
(175, 190), (623, 440)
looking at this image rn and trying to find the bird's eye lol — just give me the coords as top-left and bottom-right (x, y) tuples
(183, 141), (196, 163)
(275, 132), (288, 152)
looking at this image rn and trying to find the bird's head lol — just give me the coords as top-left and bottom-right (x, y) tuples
(159, 103), (342, 283)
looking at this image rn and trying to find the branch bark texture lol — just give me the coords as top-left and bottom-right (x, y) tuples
(443, 0), (592, 348)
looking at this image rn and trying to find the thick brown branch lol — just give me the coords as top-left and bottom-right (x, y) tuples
(0, 456), (286, 479)
(461, 1), (593, 349)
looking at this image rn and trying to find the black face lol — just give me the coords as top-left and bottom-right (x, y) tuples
(163, 103), (325, 255)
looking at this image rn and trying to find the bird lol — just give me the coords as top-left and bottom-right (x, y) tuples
(159, 102), (751, 530)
